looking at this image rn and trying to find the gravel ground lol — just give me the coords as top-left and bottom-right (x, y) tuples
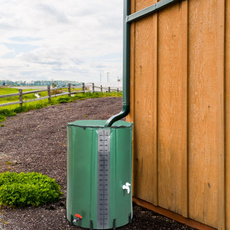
(0, 97), (196, 230)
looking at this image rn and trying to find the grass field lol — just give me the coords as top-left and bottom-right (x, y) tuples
(0, 87), (122, 123)
(0, 87), (70, 109)
(0, 88), (38, 104)
(0, 88), (20, 95)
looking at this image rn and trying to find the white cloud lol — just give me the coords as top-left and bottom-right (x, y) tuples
(0, 0), (123, 82)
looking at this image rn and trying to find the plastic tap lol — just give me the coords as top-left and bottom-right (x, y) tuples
(122, 182), (131, 194)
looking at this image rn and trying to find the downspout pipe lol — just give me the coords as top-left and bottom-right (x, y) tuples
(105, 0), (130, 127)
(105, 0), (183, 127)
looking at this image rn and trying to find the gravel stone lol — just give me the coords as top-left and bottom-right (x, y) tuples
(0, 97), (196, 230)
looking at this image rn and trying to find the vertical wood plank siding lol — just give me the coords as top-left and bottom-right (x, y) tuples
(189, 0), (219, 227)
(133, 0), (157, 204)
(157, 1), (187, 216)
(226, 0), (230, 229)
(128, 0), (229, 228)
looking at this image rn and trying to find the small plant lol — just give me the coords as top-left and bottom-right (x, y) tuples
(57, 97), (71, 103)
(0, 115), (5, 122)
(0, 109), (16, 117)
(0, 172), (63, 207)
(14, 106), (28, 113)
(35, 103), (43, 109)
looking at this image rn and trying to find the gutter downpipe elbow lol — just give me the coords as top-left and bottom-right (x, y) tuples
(104, 105), (130, 127)
(105, 0), (131, 127)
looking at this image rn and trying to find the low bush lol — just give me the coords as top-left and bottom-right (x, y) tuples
(35, 103), (43, 109)
(0, 114), (6, 122)
(14, 106), (28, 113)
(74, 93), (87, 100)
(0, 172), (63, 207)
(0, 109), (16, 117)
(57, 97), (71, 103)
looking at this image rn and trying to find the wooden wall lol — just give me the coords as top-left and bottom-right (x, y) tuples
(127, 0), (230, 229)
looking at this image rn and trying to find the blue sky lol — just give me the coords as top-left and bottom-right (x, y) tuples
(0, 0), (123, 82)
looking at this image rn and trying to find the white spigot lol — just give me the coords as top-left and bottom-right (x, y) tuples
(122, 182), (131, 194)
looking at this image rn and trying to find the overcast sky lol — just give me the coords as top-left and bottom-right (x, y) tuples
(0, 0), (123, 82)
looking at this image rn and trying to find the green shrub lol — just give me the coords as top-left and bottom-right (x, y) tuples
(14, 106), (28, 113)
(0, 115), (6, 122)
(0, 109), (16, 117)
(74, 93), (87, 100)
(35, 103), (43, 109)
(0, 172), (63, 207)
(57, 97), (71, 103)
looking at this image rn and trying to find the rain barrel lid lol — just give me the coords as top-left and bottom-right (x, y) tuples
(67, 120), (133, 128)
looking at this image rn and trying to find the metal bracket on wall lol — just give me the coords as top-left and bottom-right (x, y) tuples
(127, 0), (185, 23)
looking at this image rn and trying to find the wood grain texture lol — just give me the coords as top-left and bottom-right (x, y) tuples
(136, 0), (154, 11)
(129, 0), (228, 228)
(152, 9), (159, 207)
(188, 0), (219, 227)
(181, 0), (189, 219)
(226, 0), (230, 229)
(132, 0), (158, 204)
(217, 1), (226, 229)
(157, 1), (187, 216)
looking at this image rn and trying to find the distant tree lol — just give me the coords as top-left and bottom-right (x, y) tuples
(3, 82), (5, 86)
(52, 81), (57, 88)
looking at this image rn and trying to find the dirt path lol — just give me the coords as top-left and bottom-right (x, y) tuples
(0, 97), (195, 230)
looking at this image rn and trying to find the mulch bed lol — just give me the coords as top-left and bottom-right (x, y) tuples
(0, 97), (196, 230)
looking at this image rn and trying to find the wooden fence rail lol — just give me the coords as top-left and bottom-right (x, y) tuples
(0, 83), (121, 108)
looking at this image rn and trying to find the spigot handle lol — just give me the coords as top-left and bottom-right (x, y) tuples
(122, 182), (131, 194)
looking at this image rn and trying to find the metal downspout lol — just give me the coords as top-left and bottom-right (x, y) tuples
(105, 0), (184, 127)
(105, 0), (130, 127)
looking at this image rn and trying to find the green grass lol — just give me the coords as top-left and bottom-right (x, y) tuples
(0, 91), (122, 123)
(0, 88), (38, 104)
(0, 88), (19, 95)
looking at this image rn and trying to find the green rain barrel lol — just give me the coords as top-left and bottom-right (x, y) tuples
(66, 120), (133, 229)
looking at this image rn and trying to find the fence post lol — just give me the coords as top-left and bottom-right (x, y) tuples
(19, 89), (23, 107)
(100, 85), (103, 92)
(108, 87), (111, 93)
(92, 83), (95, 93)
(82, 83), (85, 93)
(68, 83), (71, 97)
(47, 85), (51, 102)
(117, 88), (119, 93)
